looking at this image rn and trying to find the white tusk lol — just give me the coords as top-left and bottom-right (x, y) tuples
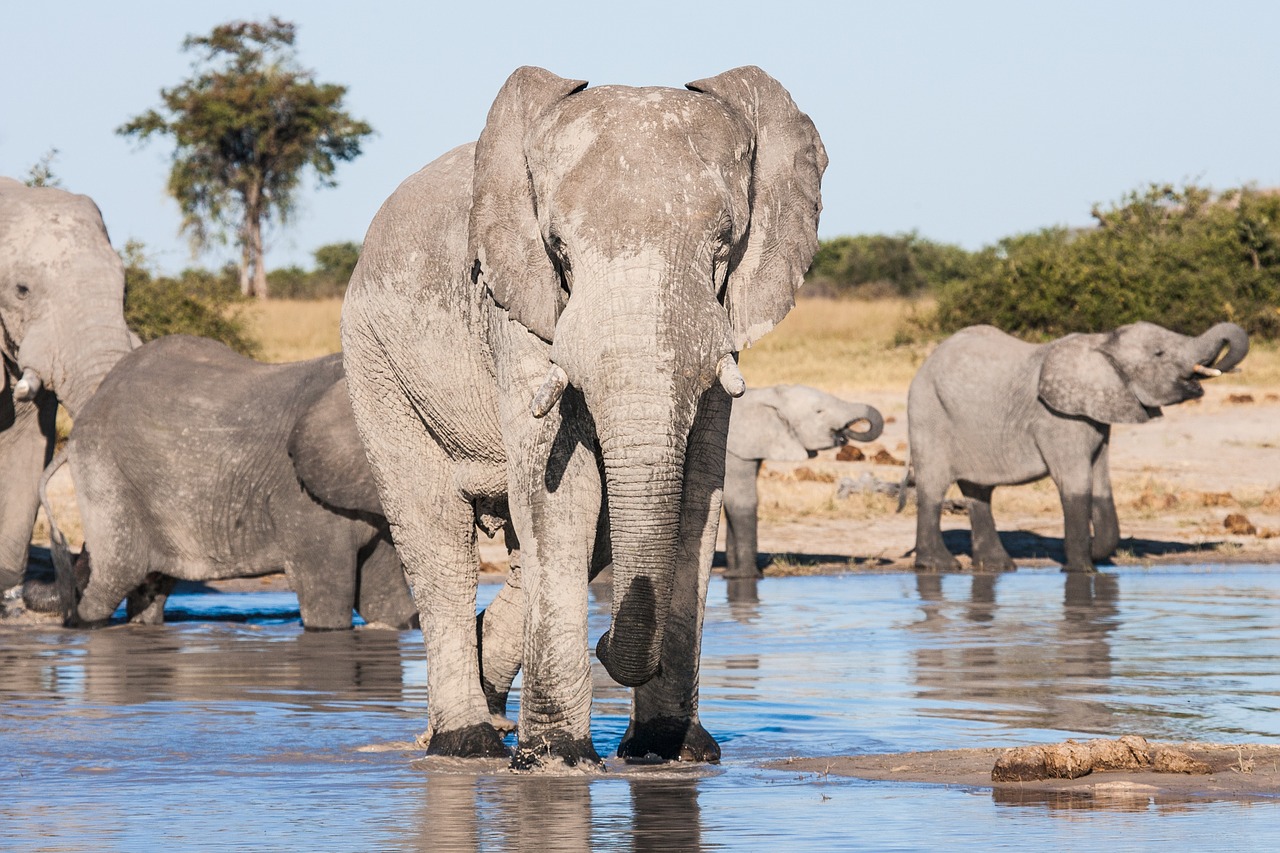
(530, 364), (569, 419)
(1193, 364), (1222, 378)
(13, 368), (43, 401)
(716, 354), (746, 398)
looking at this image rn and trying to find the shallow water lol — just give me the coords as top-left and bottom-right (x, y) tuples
(2, 566), (1278, 851)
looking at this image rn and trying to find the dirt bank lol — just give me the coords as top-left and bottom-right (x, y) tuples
(773, 742), (1280, 802)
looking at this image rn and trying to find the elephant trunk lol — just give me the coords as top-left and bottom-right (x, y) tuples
(1189, 322), (1249, 376)
(591, 407), (689, 688)
(840, 403), (884, 443)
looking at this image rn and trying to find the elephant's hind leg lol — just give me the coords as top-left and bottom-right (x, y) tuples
(959, 482), (1015, 572)
(1089, 444), (1120, 562)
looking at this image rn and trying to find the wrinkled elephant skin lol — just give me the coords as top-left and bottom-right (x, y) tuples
(61, 335), (417, 630)
(342, 66), (825, 768)
(0, 178), (133, 590)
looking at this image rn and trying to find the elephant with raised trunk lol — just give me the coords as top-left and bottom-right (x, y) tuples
(342, 66), (825, 768)
(1, 178), (134, 591)
(723, 385), (883, 578)
(52, 335), (417, 630)
(907, 321), (1249, 572)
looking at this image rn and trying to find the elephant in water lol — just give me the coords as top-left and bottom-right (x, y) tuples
(907, 321), (1249, 572)
(722, 384), (883, 578)
(48, 335), (417, 629)
(1, 177), (134, 592)
(342, 66), (825, 767)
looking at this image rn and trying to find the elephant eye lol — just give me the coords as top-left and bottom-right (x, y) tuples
(1153, 349), (1164, 358)
(15, 283), (29, 299)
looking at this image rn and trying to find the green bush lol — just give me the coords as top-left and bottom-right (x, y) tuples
(266, 241), (360, 299)
(805, 232), (973, 298)
(934, 184), (1280, 339)
(121, 241), (259, 356)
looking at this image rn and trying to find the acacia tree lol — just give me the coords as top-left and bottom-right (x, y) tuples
(118, 18), (373, 297)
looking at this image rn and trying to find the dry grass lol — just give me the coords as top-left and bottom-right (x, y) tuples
(242, 297), (344, 362)
(738, 297), (934, 396)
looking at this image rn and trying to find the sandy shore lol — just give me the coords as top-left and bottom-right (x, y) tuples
(773, 742), (1280, 802)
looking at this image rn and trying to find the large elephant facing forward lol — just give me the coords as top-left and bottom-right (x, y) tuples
(723, 385), (883, 578)
(57, 335), (417, 630)
(0, 178), (134, 590)
(908, 321), (1248, 572)
(342, 66), (825, 768)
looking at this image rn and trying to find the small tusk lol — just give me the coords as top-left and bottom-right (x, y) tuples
(530, 364), (569, 419)
(716, 354), (746, 398)
(1193, 364), (1222, 378)
(13, 368), (43, 401)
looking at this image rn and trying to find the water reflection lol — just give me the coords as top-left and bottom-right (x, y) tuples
(0, 623), (413, 708)
(3, 569), (1279, 850)
(406, 771), (703, 852)
(907, 570), (1125, 733)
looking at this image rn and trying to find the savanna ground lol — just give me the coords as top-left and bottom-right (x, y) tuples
(34, 295), (1280, 572)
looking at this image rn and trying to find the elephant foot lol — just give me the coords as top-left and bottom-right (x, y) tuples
(617, 716), (721, 764)
(21, 578), (62, 614)
(913, 550), (959, 573)
(426, 722), (511, 759)
(971, 553), (1016, 573)
(1061, 561), (1097, 574)
(510, 734), (602, 772)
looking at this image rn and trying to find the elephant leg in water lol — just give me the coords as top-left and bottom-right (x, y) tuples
(722, 454), (763, 579)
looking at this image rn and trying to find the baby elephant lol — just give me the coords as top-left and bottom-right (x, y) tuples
(908, 321), (1248, 572)
(723, 384), (884, 577)
(59, 335), (417, 629)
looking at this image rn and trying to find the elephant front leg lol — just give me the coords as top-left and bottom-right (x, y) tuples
(505, 402), (603, 770)
(1050, 463), (1097, 572)
(1089, 442), (1120, 562)
(722, 454), (763, 579)
(618, 389), (727, 764)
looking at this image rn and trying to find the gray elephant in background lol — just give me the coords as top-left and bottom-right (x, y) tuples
(1, 178), (134, 591)
(723, 384), (883, 578)
(908, 321), (1249, 572)
(343, 65), (825, 767)
(49, 335), (417, 629)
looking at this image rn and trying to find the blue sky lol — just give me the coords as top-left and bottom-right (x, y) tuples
(3, 0), (1278, 273)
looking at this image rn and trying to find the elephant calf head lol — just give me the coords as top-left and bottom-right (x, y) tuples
(1039, 321), (1250, 423)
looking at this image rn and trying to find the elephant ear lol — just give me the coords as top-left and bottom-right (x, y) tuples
(288, 378), (384, 516)
(727, 393), (811, 461)
(1038, 335), (1154, 424)
(469, 66), (588, 343)
(687, 66), (828, 350)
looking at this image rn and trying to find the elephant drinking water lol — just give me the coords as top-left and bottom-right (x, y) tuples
(907, 321), (1249, 572)
(723, 384), (883, 578)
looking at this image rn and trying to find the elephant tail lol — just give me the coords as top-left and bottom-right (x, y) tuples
(38, 446), (76, 622)
(896, 459), (914, 513)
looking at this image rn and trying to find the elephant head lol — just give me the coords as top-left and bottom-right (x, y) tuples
(727, 384), (884, 462)
(469, 66), (826, 686)
(0, 177), (134, 419)
(1038, 321), (1249, 423)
